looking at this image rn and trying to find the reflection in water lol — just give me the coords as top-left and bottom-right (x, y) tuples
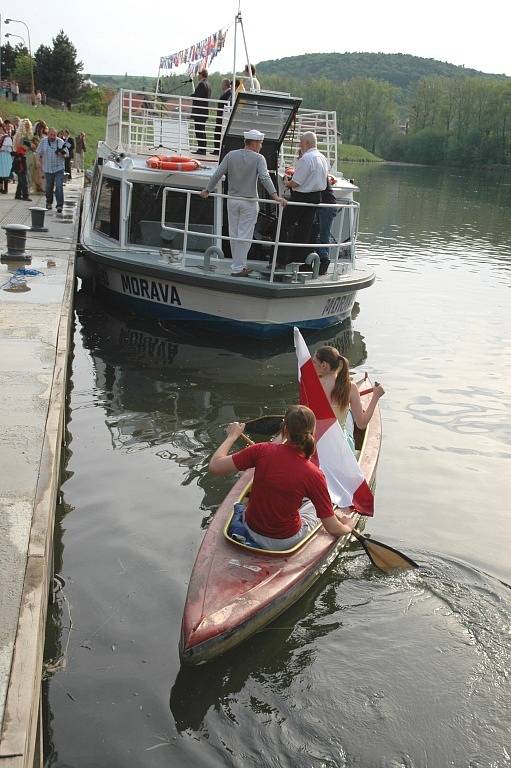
(74, 291), (367, 521)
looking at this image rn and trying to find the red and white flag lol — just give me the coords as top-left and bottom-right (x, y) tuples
(294, 327), (374, 516)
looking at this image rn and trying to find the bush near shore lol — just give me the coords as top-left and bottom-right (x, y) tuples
(0, 99), (105, 168)
(338, 144), (383, 163)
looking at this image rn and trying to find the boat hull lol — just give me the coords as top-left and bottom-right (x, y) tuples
(179, 382), (381, 665)
(79, 251), (373, 337)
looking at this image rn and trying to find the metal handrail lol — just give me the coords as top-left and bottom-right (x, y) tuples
(159, 186), (358, 280)
(107, 88), (339, 169)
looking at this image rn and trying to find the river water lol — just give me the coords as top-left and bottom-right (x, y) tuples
(43, 163), (511, 767)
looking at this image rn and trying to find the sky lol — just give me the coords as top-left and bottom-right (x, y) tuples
(1, 0), (510, 78)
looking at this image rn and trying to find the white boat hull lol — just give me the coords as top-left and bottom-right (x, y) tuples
(84, 258), (360, 337)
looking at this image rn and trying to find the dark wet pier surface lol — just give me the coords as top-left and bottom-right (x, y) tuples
(43, 164), (511, 767)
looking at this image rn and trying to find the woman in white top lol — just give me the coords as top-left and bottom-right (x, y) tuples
(313, 346), (385, 453)
(0, 127), (14, 193)
(243, 64), (261, 93)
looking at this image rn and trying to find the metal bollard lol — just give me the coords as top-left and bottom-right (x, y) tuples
(1, 224), (31, 261)
(29, 207), (49, 232)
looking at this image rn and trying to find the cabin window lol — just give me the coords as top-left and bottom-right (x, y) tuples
(93, 178), (121, 240)
(128, 183), (214, 252)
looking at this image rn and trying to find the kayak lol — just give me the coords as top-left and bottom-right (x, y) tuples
(179, 378), (382, 665)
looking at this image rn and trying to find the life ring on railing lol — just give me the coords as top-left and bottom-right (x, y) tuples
(146, 155), (200, 172)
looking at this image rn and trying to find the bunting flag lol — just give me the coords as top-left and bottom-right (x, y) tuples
(159, 28), (227, 72)
(294, 327), (374, 516)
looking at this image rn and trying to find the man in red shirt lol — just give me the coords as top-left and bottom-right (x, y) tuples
(209, 405), (355, 550)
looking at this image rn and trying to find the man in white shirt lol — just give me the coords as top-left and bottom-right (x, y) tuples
(278, 131), (329, 266)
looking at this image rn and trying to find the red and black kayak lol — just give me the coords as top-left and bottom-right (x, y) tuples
(179, 379), (382, 665)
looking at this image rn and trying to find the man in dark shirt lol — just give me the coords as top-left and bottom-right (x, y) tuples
(213, 78), (232, 156)
(191, 69), (212, 155)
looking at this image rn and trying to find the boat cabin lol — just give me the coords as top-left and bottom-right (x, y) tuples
(89, 88), (360, 281)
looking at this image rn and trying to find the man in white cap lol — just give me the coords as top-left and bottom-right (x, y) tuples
(200, 129), (287, 277)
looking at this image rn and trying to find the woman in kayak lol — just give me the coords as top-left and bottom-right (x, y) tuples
(209, 404), (355, 551)
(313, 346), (385, 453)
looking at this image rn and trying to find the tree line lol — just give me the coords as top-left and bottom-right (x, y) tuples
(228, 71), (510, 166)
(156, 69), (511, 166)
(1, 31), (83, 103)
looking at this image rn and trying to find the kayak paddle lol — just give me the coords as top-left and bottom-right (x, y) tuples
(350, 529), (419, 573)
(244, 388), (377, 437)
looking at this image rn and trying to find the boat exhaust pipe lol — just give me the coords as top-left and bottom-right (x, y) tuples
(204, 246), (224, 271)
(305, 252), (320, 279)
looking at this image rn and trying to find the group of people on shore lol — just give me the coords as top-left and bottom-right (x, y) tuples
(1, 81), (48, 106)
(0, 114), (86, 209)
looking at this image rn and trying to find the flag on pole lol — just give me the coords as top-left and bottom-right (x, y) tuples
(293, 327), (374, 516)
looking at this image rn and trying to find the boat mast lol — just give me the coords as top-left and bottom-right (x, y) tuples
(231, 7), (239, 107)
(155, 62), (161, 96)
(238, 12), (255, 91)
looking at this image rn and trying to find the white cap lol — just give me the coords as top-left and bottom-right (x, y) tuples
(244, 129), (264, 141)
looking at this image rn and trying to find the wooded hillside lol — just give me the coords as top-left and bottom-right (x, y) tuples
(257, 52), (508, 99)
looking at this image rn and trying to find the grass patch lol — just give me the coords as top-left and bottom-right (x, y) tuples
(0, 99), (106, 168)
(338, 143), (383, 162)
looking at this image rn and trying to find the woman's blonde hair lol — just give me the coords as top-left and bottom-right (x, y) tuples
(284, 405), (316, 459)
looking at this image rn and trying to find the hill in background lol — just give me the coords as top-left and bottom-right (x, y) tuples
(257, 52), (508, 96)
(92, 51), (509, 100)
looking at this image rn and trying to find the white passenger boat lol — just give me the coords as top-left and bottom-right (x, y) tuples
(79, 27), (375, 338)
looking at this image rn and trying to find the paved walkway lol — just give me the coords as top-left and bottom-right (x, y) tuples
(0, 178), (82, 767)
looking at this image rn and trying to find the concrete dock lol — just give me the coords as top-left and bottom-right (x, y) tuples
(0, 179), (82, 767)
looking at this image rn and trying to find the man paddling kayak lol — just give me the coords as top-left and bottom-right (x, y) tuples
(209, 405), (356, 551)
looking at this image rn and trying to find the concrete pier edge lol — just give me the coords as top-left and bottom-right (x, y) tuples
(0, 189), (81, 768)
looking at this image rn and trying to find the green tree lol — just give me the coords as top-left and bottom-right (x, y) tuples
(33, 31), (83, 102)
(1, 41), (17, 78)
(77, 88), (108, 116)
(49, 31), (83, 101)
(34, 45), (53, 95)
(13, 54), (34, 92)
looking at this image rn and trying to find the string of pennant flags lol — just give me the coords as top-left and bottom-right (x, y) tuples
(159, 28), (228, 77)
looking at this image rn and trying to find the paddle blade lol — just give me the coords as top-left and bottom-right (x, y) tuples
(244, 415), (284, 436)
(351, 530), (419, 573)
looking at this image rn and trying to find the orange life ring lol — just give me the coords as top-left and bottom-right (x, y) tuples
(146, 155), (200, 172)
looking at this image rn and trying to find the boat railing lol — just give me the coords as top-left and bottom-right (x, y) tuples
(106, 88), (233, 156)
(280, 109), (338, 172)
(106, 89), (339, 169)
(159, 186), (359, 283)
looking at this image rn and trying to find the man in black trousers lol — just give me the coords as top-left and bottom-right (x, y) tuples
(213, 78), (232, 155)
(191, 70), (212, 155)
(277, 131), (329, 267)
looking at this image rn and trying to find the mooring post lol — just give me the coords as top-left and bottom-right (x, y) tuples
(1, 224), (31, 261)
(29, 207), (49, 232)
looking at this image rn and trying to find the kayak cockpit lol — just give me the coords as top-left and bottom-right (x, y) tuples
(223, 481), (323, 556)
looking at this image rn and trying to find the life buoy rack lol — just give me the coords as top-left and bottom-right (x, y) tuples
(146, 155), (200, 172)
